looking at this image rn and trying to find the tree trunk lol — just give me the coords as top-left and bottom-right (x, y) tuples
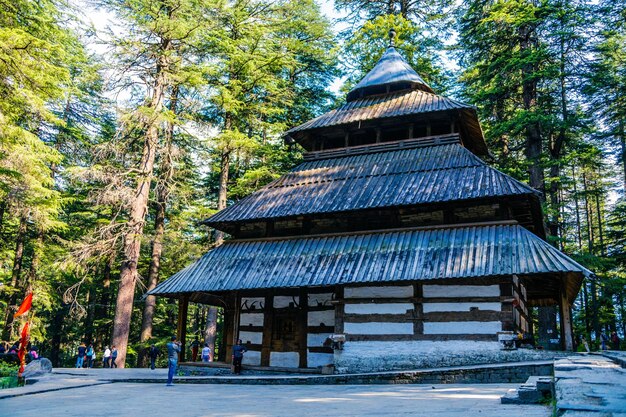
(84, 289), (95, 344)
(206, 114), (233, 354)
(111, 40), (170, 368)
(571, 166), (583, 251)
(2, 212), (28, 340)
(96, 250), (115, 350)
(582, 279), (590, 337)
(49, 303), (67, 367)
(595, 193), (605, 256)
(204, 306), (218, 361)
(619, 119), (626, 192)
(0, 200), (6, 236)
(140, 85), (178, 343)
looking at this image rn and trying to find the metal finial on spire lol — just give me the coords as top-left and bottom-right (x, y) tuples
(388, 28), (396, 47)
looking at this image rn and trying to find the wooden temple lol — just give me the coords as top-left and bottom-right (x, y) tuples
(148, 39), (590, 371)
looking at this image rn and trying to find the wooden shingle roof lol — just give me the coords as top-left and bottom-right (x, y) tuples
(148, 223), (589, 304)
(205, 136), (538, 227)
(287, 89), (473, 134)
(346, 47), (434, 101)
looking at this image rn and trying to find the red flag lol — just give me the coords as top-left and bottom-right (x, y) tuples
(17, 321), (30, 376)
(14, 292), (32, 318)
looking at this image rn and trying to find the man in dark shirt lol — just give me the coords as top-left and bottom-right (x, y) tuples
(149, 344), (160, 370)
(76, 343), (86, 368)
(232, 339), (247, 375)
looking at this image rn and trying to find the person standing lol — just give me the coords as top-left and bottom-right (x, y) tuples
(232, 339), (247, 375)
(601, 332), (609, 351)
(611, 331), (620, 350)
(166, 336), (181, 386)
(149, 344), (160, 370)
(111, 346), (118, 368)
(76, 343), (87, 368)
(190, 337), (200, 362)
(103, 346), (111, 368)
(201, 343), (211, 363)
(86, 344), (95, 368)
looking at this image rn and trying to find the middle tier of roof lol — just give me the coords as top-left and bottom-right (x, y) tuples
(206, 135), (539, 229)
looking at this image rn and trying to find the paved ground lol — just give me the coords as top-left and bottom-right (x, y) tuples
(555, 353), (626, 416)
(0, 382), (550, 417)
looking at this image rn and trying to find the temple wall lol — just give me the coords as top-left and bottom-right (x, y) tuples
(232, 279), (529, 371)
(306, 292), (334, 368)
(333, 340), (561, 373)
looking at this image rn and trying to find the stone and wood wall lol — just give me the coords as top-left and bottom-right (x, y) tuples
(234, 278), (529, 369)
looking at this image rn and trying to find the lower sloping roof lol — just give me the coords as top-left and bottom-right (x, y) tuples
(149, 223), (590, 303)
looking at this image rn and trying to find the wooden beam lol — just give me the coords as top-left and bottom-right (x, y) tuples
(347, 334), (498, 342)
(261, 293), (273, 366)
(177, 295), (189, 362)
(298, 287), (308, 368)
(334, 286), (344, 333)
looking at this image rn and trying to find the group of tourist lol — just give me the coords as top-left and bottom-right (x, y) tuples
(0, 341), (40, 361)
(74, 343), (118, 368)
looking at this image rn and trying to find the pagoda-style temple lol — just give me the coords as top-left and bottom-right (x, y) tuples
(148, 37), (590, 372)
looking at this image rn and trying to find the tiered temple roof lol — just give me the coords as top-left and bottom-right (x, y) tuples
(149, 39), (587, 310)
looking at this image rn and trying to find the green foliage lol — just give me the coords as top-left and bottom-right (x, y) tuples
(0, 362), (18, 378)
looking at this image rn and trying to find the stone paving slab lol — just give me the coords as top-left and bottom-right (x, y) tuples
(47, 360), (552, 385)
(0, 375), (109, 400)
(555, 355), (626, 415)
(0, 382), (551, 417)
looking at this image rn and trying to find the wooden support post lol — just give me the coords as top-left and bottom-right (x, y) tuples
(560, 281), (574, 351)
(408, 124), (414, 139)
(413, 282), (423, 335)
(334, 286), (344, 334)
(177, 295), (189, 362)
(261, 293), (273, 366)
(298, 288), (308, 368)
(223, 296), (234, 362)
(344, 132), (349, 148)
(375, 128), (381, 143)
(233, 291), (240, 346)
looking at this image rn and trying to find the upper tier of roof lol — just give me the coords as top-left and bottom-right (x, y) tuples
(286, 43), (487, 155)
(205, 136), (538, 227)
(288, 88), (471, 134)
(346, 47), (434, 101)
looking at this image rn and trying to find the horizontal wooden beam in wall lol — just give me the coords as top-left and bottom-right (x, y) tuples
(344, 313), (415, 323)
(241, 343), (263, 351)
(307, 325), (335, 333)
(346, 334), (498, 342)
(424, 311), (508, 322)
(308, 346), (334, 354)
(332, 297), (418, 304)
(333, 296), (508, 304)
(239, 325), (264, 332)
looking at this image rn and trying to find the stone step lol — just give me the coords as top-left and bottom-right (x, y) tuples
(500, 375), (554, 404)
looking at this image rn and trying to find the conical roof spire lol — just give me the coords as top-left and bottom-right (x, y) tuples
(347, 32), (433, 102)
